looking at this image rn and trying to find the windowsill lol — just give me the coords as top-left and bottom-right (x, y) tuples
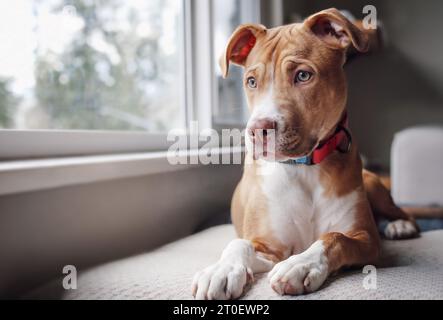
(0, 146), (243, 196)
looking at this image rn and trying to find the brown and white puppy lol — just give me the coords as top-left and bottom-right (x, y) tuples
(191, 8), (419, 300)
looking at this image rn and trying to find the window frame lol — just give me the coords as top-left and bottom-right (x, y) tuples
(0, 0), (261, 160)
(212, 0), (261, 130)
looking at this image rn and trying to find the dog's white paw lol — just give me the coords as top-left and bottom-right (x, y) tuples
(268, 241), (328, 295)
(384, 219), (419, 240)
(191, 261), (252, 300)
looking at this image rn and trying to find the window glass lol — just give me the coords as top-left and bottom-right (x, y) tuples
(0, 0), (184, 132)
(212, 0), (248, 128)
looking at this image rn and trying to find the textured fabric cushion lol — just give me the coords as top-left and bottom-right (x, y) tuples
(391, 126), (443, 207)
(26, 225), (443, 300)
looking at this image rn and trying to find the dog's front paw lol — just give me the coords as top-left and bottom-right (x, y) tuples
(384, 219), (419, 240)
(268, 244), (328, 295)
(191, 261), (252, 300)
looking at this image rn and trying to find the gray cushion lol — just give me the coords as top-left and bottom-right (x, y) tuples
(26, 224), (443, 300)
(391, 126), (443, 207)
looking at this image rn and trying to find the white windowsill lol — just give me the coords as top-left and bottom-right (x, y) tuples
(0, 146), (243, 196)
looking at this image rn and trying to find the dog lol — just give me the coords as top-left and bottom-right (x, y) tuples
(191, 8), (420, 300)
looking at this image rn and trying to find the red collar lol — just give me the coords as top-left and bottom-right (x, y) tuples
(284, 112), (352, 166)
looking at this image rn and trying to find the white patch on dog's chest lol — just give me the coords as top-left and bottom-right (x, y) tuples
(260, 162), (359, 254)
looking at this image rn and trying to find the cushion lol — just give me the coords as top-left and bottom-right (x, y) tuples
(391, 126), (443, 207)
(26, 224), (443, 300)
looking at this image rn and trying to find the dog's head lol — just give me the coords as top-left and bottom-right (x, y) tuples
(221, 8), (369, 161)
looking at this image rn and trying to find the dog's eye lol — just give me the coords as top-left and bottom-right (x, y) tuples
(247, 77), (257, 89)
(295, 70), (312, 83)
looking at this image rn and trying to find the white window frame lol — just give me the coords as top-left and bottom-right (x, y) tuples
(0, 0), (261, 160)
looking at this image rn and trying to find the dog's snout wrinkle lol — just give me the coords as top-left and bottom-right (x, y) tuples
(279, 137), (301, 154)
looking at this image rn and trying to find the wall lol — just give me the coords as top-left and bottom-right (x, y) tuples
(283, 0), (443, 169)
(0, 164), (241, 298)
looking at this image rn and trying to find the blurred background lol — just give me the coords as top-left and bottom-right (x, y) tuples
(0, 0), (442, 298)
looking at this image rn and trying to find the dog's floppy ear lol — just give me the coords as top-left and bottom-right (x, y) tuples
(220, 24), (267, 78)
(303, 8), (369, 52)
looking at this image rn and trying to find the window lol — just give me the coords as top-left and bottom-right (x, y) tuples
(212, 0), (260, 128)
(0, 0), (260, 159)
(0, 0), (184, 132)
